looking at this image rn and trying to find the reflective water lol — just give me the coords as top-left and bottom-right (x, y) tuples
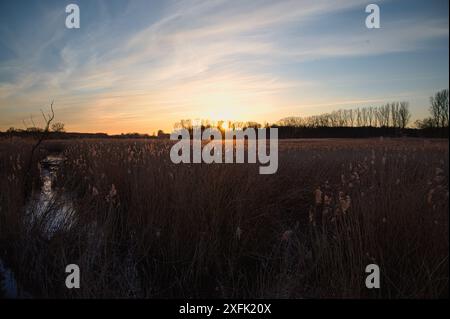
(1, 154), (74, 298)
(27, 154), (75, 237)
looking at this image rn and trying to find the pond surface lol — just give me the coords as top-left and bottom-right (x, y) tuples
(1, 154), (73, 298)
(27, 154), (75, 237)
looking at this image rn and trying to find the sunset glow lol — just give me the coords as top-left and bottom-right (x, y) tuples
(0, 0), (448, 134)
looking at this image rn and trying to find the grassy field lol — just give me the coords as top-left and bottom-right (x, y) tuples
(0, 137), (448, 298)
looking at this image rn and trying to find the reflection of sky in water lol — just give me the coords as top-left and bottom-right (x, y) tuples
(0, 258), (18, 298)
(27, 155), (75, 238)
(0, 155), (75, 298)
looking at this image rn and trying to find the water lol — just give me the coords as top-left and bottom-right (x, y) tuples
(0, 258), (18, 298)
(1, 154), (73, 298)
(2, 154), (141, 297)
(27, 154), (75, 237)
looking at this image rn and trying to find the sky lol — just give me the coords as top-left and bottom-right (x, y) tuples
(0, 0), (448, 134)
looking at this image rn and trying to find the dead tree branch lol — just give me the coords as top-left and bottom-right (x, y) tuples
(24, 101), (55, 196)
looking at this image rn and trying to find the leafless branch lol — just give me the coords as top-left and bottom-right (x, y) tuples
(24, 100), (56, 196)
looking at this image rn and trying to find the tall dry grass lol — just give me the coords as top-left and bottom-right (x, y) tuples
(0, 138), (448, 298)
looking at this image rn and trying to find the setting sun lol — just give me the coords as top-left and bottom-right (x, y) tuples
(220, 121), (229, 130)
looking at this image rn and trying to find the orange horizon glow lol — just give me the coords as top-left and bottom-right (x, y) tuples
(0, 1), (448, 134)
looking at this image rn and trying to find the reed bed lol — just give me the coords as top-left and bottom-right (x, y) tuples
(0, 138), (448, 298)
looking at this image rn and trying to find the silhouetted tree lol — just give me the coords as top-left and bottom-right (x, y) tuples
(430, 89), (449, 128)
(51, 122), (65, 132)
(399, 102), (411, 129)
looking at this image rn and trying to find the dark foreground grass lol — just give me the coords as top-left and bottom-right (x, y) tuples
(0, 137), (448, 298)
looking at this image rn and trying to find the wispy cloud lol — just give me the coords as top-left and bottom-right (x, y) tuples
(0, 0), (448, 133)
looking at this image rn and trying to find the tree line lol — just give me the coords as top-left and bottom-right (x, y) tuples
(174, 90), (448, 139)
(415, 89), (449, 129)
(2, 90), (448, 139)
(277, 90), (448, 130)
(278, 101), (412, 129)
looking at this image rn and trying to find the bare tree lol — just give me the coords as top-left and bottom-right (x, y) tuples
(361, 107), (368, 126)
(356, 108), (362, 127)
(379, 104), (390, 127)
(391, 102), (400, 128)
(398, 102), (411, 129)
(348, 109), (355, 127)
(51, 122), (65, 132)
(367, 107), (374, 127)
(24, 101), (55, 195)
(375, 106), (383, 127)
(430, 89), (449, 128)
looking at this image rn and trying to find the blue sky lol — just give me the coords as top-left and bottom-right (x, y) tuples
(0, 0), (448, 133)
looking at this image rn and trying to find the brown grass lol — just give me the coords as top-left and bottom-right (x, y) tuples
(0, 137), (448, 298)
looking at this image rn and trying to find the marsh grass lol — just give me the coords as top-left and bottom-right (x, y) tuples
(0, 138), (448, 298)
